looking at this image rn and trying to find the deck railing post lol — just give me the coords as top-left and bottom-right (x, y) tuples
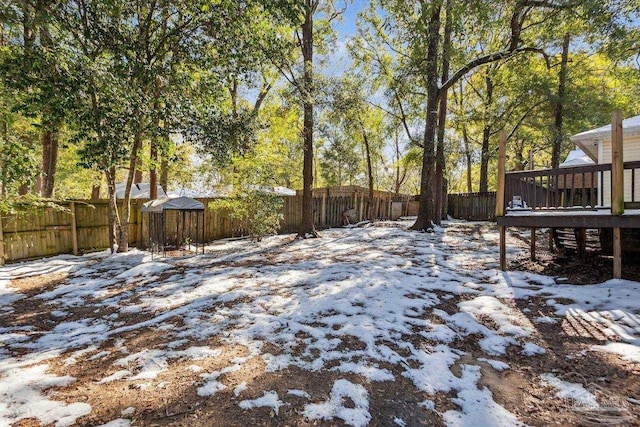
(496, 130), (507, 271)
(611, 110), (624, 279)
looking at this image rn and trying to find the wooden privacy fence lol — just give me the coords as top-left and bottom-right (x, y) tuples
(0, 186), (414, 264)
(280, 186), (415, 233)
(447, 192), (497, 221)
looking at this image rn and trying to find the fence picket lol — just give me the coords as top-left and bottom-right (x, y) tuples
(447, 192), (497, 221)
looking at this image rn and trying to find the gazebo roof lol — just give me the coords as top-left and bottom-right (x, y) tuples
(141, 196), (204, 213)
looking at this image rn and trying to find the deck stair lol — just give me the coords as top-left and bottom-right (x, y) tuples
(553, 228), (601, 255)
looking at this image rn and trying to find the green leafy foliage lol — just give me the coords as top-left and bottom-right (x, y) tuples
(210, 189), (284, 242)
(0, 133), (39, 196)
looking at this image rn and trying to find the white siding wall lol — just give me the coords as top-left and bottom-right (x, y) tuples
(600, 135), (640, 206)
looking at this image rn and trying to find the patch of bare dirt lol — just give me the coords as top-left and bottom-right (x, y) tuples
(4, 223), (640, 427)
(10, 271), (68, 295)
(509, 229), (640, 284)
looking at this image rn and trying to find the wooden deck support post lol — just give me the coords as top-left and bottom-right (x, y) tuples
(530, 228), (536, 261)
(496, 130), (507, 271)
(70, 202), (79, 256)
(0, 212), (5, 266)
(611, 110), (624, 279)
(575, 228), (586, 261)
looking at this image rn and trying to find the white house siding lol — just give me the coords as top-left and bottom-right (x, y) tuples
(600, 134), (640, 206)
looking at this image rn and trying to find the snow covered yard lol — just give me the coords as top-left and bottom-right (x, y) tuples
(0, 220), (639, 426)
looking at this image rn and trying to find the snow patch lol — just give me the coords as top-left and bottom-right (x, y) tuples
(304, 379), (370, 427)
(239, 391), (284, 415)
(541, 373), (598, 407)
(0, 364), (91, 427)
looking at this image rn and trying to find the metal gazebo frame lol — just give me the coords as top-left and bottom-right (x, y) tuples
(141, 196), (206, 257)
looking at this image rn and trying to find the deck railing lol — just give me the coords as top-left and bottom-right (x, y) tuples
(504, 161), (640, 211)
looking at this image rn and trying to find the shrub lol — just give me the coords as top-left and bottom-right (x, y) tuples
(211, 189), (284, 242)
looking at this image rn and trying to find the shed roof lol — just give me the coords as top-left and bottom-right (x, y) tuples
(141, 196), (204, 213)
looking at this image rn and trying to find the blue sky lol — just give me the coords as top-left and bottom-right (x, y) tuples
(320, 1), (369, 76)
(334, 0), (368, 37)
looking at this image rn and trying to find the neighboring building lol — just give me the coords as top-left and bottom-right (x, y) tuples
(557, 148), (596, 192)
(570, 114), (640, 205)
(167, 184), (297, 198)
(559, 148), (595, 168)
(246, 185), (297, 196)
(167, 187), (227, 198)
(115, 183), (167, 199)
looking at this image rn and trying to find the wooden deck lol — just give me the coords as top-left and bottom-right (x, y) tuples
(497, 208), (640, 228)
(494, 111), (633, 278)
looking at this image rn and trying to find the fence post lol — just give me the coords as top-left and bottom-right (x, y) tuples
(141, 209), (147, 248)
(0, 212), (5, 266)
(611, 110), (624, 279)
(70, 202), (79, 256)
(496, 130), (507, 271)
(321, 190), (327, 228)
(136, 200), (143, 248)
(352, 190), (357, 215)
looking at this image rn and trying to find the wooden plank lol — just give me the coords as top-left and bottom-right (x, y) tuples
(321, 191), (327, 228)
(611, 111), (624, 279)
(497, 213), (640, 228)
(70, 202), (79, 256)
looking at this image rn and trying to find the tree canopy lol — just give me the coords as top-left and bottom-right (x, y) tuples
(0, 0), (638, 241)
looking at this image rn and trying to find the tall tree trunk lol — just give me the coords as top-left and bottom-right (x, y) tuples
(118, 122), (144, 252)
(149, 80), (161, 200)
(160, 151), (168, 193)
(463, 125), (473, 193)
(434, 0), (452, 225)
(149, 140), (158, 199)
(21, 0), (36, 195)
(40, 130), (51, 196)
(411, 2), (442, 231)
(134, 157), (143, 184)
(298, 1), (317, 237)
(362, 130), (374, 219)
(105, 167), (119, 253)
(552, 32), (570, 169)
(479, 72), (494, 193)
(0, 115), (6, 197)
(91, 184), (101, 200)
(37, 2), (60, 199)
(41, 126), (59, 198)
(393, 127), (405, 195)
